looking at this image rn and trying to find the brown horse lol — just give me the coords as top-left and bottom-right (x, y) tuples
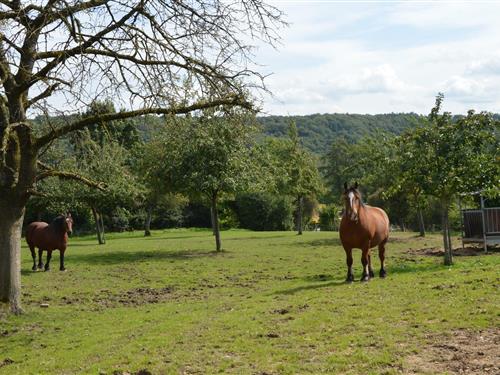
(26, 213), (73, 271)
(339, 183), (389, 282)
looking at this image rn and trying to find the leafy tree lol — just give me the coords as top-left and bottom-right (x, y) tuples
(263, 123), (325, 235)
(322, 137), (352, 197)
(391, 94), (499, 264)
(134, 138), (171, 236)
(73, 134), (142, 243)
(31, 130), (141, 244)
(151, 110), (262, 251)
(0, 0), (284, 313)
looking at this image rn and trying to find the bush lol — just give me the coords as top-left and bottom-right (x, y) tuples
(319, 204), (340, 231)
(109, 207), (130, 231)
(182, 202), (212, 228)
(219, 200), (239, 230)
(235, 193), (293, 231)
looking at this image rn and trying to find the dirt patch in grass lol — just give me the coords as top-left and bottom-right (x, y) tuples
(404, 328), (499, 374)
(98, 287), (175, 307)
(389, 235), (428, 243)
(0, 358), (14, 369)
(406, 246), (499, 257)
(55, 286), (177, 309)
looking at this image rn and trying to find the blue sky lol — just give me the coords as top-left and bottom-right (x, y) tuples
(256, 1), (500, 115)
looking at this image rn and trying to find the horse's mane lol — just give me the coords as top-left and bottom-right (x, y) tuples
(51, 215), (67, 233)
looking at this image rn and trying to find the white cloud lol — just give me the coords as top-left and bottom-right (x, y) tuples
(254, 1), (500, 115)
(466, 56), (500, 76)
(388, 2), (499, 30)
(327, 64), (408, 94)
(441, 76), (495, 102)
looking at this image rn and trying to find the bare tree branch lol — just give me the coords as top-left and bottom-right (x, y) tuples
(35, 94), (254, 148)
(36, 160), (106, 191)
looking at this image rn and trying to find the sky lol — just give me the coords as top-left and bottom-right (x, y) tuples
(255, 0), (500, 115)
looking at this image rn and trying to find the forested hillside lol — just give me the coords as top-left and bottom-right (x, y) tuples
(258, 113), (424, 154)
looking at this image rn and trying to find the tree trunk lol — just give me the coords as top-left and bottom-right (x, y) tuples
(441, 200), (453, 265)
(144, 206), (152, 237)
(0, 119), (36, 315)
(210, 206), (216, 235)
(0, 200), (25, 315)
(211, 193), (221, 251)
(91, 207), (105, 245)
(417, 208), (426, 237)
(296, 195), (303, 235)
(400, 219), (406, 232)
(99, 214), (105, 243)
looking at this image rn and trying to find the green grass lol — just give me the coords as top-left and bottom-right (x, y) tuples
(1, 229), (498, 374)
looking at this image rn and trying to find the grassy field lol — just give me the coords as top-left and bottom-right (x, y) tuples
(0, 229), (498, 374)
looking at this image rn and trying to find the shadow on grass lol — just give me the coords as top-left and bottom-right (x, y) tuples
(273, 261), (446, 295)
(274, 279), (347, 295)
(21, 268), (40, 276)
(293, 238), (342, 248)
(225, 234), (290, 241)
(68, 242), (97, 248)
(71, 234), (205, 243)
(68, 248), (226, 265)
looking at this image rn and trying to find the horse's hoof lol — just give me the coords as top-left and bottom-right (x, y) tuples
(369, 271), (375, 278)
(60, 268), (66, 272)
(345, 278), (353, 284)
(380, 270), (387, 278)
(360, 275), (370, 282)
(44, 267), (50, 272)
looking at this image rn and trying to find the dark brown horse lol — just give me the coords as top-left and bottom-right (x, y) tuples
(339, 183), (389, 282)
(26, 213), (73, 271)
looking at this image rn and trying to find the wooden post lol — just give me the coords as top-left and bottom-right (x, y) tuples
(480, 195), (487, 253)
(458, 198), (464, 251)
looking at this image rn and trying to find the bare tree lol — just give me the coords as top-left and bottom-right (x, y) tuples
(0, 0), (284, 314)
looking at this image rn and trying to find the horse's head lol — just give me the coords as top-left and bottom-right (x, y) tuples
(62, 213), (73, 235)
(343, 182), (362, 222)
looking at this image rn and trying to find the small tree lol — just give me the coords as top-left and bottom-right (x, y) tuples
(32, 131), (141, 244)
(151, 110), (262, 251)
(270, 121), (323, 234)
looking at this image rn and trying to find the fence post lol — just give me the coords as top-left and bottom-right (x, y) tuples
(480, 195), (487, 253)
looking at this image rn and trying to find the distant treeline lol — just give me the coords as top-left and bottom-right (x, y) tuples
(258, 112), (500, 155)
(257, 113), (424, 154)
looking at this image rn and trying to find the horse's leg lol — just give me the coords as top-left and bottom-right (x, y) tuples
(361, 244), (371, 282)
(29, 246), (36, 271)
(378, 240), (387, 278)
(45, 250), (52, 271)
(59, 250), (66, 271)
(343, 246), (354, 283)
(368, 254), (375, 278)
(37, 248), (44, 269)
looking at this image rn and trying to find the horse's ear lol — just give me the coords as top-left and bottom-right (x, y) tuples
(354, 181), (359, 189)
(343, 182), (348, 191)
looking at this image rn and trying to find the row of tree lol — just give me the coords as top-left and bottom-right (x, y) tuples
(322, 94), (500, 265)
(28, 106), (324, 252)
